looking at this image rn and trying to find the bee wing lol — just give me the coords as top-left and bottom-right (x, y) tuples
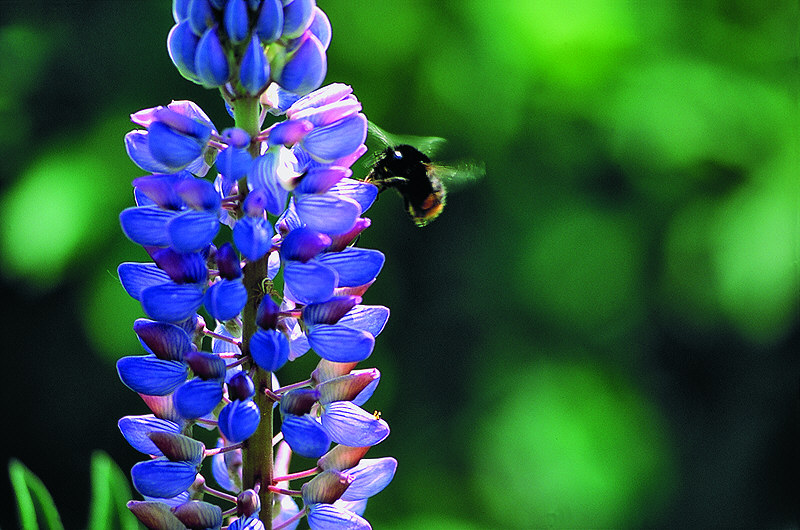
(367, 121), (447, 157)
(430, 161), (485, 192)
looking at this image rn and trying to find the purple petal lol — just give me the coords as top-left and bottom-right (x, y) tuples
(167, 21), (200, 81)
(281, 0), (314, 39)
(141, 282), (205, 322)
(321, 401), (390, 447)
(281, 226), (331, 263)
(133, 319), (192, 361)
(131, 459), (198, 499)
(118, 262), (171, 301)
(307, 324), (374, 363)
(117, 355), (188, 396)
(240, 35), (270, 95)
(316, 248), (384, 287)
(308, 7), (331, 50)
(295, 166), (351, 195)
(247, 147), (296, 215)
(302, 296), (360, 326)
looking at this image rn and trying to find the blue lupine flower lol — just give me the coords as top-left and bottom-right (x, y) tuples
(120, 3), (395, 526)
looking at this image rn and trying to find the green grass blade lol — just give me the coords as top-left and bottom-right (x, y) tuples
(87, 451), (138, 530)
(8, 459), (65, 530)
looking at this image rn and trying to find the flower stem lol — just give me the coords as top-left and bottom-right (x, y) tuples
(234, 95), (274, 526)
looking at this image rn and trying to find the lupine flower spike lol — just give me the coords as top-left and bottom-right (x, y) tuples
(117, 1), (395, 528)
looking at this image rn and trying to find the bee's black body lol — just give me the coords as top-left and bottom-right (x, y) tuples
(366, 144), (446, 227)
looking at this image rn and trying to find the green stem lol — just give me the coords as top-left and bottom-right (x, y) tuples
(233, 95), (274, 525)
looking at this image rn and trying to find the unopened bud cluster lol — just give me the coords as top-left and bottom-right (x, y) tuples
(116, 1), (396, 528)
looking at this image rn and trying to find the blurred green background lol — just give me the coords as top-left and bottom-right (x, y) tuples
(0, 1), (797, 528)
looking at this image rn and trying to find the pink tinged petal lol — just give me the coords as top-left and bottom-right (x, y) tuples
(287, 83), (353, 117)
(139, 392), (183, 424)
(295, 194), (361, 235)
(120, 206), (178, 247)
(316, 248), (385, 287)
(340, 458), (397, 501)
(268, 119), (314, 148)
(141, 282), (205, 323)
(333, 498), (368, 517)
(329, 178), (378, 213)
(167, 209), (220, 253)
(290, 99), (362, 128)
(301, 113), (367, 163)
(338, 305), (390, 337)
(283, 261), (337, 304)
(317, 369), (379, 405)
(326, 218), (371, 253)
(118, 415), (181, 456)
(118, 263), (171, 301)
(295, 166), (352, 194)
(307, 324), (375, 363)
(117, 355), (189, 396)
(306, 503), (371, 530)
(203, 278), (247, 322)
(321, 401), (389, 447)
(275, 32), (327, 96)
(308, 7), (331, 50)
(273, 495), (301, 530)
(125, 130), (175, 174)
(133, 319), (192, 361)
(329, 143), (368, 170)
(131, 459), (198, 499)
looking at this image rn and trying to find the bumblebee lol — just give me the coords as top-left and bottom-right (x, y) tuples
(364, 122), (483, 227)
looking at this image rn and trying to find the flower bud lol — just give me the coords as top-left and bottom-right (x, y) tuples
(195, 26), (230, 87)
(301, 469), (352, 505)
(173, 500), (223, 529)
(227, 372), (255, 401)
(221, 127), (250, 149)
(274, 32), (326, 95)
(280, 388), (319, 416)
(148, 431), (205, 464)
(167, 21), (200, 82)
(237, 488), (261, 517)
(215, 242), (242, 279)
(188, 0), (214, 36)
(223, 0), (249, 44)
(174, 377), (224, 419)
(256, 296), (280, 329)
(185, 350), (227, 380)
(281, 0), (315, 39)
(240, 35), (271, 96)
(268, 118), (314, 147)
(256, 0), (284, 43)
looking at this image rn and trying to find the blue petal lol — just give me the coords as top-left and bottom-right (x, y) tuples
(308, 7), (331, 50)
(255, 0), (283, 43)
(240, 35), (270, 95)
(276, 32), (326, 96)
(328, 178), (378, 213)
(295, 193), (361, 235)
(167, 209), (219, 253)
(337, 305), (389, 337)
(282, 0), (314, 39)
(247, 148), (295, 215)
(174, 378), (224, 419)
(174, 178), (221, 211)
(281, 226), (331, 263)
(167, 21), (200, 81)
(132, 173), (190, 210)
(211, 441), (238, 492)
(223, 0), (249, 43)
(301, 113), (367, 163)
(302, 296), (360, 326)
(233, 216), (274, 261)
(195, 27), (230, 87)
(204, 278), (247, 321)
(216, 146), (253, 183)
(281, 414), (331, 458)
(321, 401), (390, 446)
(250, 329), (290, 371)
(283, 261), (337, 304)
(133, 319), (192, 361)
(340, 457), (397, 501)
(147, 121), (204, 171)
(151, 248), (208, 284)
(306, 503), (371, 530)
(141, 282), (205, 322)
(125, 131), (175, 174)
(118, 262), (171, 301)
(187, 0), (214, 35)
(317, 248), (384, 287)
(131, 459), (198, 499)
(307, 324), (374, 363)
(120, 206), (177, 247)
(118, 415), (181, 456)
(218, 399), (260, 442)
(117, 355), (188, 396)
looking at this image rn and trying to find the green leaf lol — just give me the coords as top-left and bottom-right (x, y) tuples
(87, 451), (139, 530)
(8, 459), (65, 530)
